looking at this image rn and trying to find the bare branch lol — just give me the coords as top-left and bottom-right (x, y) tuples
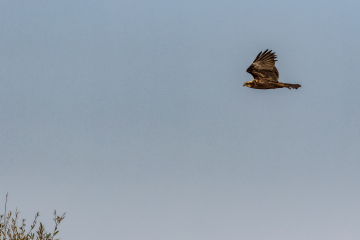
(3, 193), (8, 240)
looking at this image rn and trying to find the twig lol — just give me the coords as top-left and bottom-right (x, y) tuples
(27, 212), (39, 236)
(4, 193), (8, 240)
(52, 211), (66, 240)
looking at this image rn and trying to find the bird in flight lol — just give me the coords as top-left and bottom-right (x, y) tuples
(243, 49), (301, 89)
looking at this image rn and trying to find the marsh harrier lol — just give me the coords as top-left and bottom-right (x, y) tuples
(243, 49), (301, 89)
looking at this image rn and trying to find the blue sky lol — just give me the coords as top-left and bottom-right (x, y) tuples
(1, 0), (360, 239)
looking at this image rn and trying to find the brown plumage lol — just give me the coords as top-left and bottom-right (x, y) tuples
(243, 49), (301, 89)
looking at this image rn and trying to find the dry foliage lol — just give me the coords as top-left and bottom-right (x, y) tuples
(0, 194), (66, 240)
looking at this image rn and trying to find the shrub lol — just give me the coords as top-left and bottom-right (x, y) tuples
(0, 194), (65, 240)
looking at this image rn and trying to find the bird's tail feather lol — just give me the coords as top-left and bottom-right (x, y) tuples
(283, 83), (301, 89)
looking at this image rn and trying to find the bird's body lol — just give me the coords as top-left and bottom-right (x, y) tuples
(244, 49), (301, 90)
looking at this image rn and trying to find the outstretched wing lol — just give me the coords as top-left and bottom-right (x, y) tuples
(246, 49), (279, 82)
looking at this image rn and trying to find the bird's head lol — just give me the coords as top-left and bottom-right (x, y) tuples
(243, 81), (253, 88)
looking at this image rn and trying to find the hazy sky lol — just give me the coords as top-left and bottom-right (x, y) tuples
(1, 0), (360, 239)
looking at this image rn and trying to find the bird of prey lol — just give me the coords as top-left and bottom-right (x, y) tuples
(243, 49), (301, 89)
